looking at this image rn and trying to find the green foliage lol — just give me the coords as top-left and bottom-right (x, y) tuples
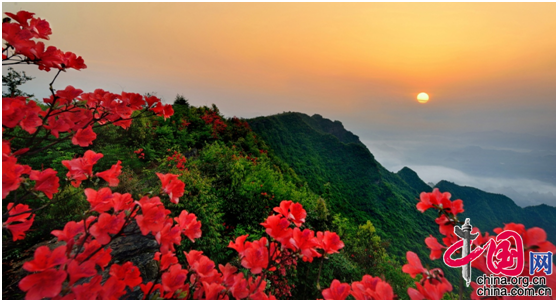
(174, 94), (190, 107)
(5, 101), (476, 299)
(2, 67), (34, 98)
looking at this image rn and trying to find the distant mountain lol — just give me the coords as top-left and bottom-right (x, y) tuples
(396, 165), (556, 244)
(434, 181), (556, 244)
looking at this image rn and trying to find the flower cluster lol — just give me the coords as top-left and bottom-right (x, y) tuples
(18, 193), (345, 300)
(4, 85), (170, 149)
(231, 116), (251, 131)
(156, 173), (186, 204)
(133, 148), (145, 159)
(3, 10), (85, 71)
(322, 275), (394, 300)
(166, 150), (187, 170)
(402, 251), (452, 299)
(18, 183), (202, 299)
(417, 189), (556, 300)
(201, 110), (227, 138)
(245, 154), (258, 165)
(2, 10), (176, 245)
(178, 119), (191, 130)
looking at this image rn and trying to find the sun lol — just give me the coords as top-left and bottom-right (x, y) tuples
(417, 92), (429, 103)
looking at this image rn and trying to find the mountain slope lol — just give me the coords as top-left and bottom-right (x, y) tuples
(248, 112), (441, 261)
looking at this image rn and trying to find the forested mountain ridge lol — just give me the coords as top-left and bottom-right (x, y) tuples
(248, 112), (442, 260)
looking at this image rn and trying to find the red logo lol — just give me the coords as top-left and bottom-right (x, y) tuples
(443, 219), (524, 286)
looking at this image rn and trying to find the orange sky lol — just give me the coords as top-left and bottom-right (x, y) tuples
(2, 2), (556, 134)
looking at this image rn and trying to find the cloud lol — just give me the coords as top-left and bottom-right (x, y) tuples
(361, 134), (556, 208)
(399, 165), (556, 207)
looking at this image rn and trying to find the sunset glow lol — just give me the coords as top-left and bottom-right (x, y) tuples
(1, 2), (554, 142)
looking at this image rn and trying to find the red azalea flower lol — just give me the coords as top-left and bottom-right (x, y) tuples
(155, 251), (179, 271)
(144, 95), (161, 108)
(350, 275), (394, 300)
(71, 275), (101, 299)
(61, 51), (86, 70)
(111, 192), (134, 212)
(109, 261), (143, 289)
(55, 85), (83, 105)
(2, 97), (27, 128)
(273, 200), (292, 217)
(434, 215), (454, 237)
(425, 235), (445, 260)
(161, 264), (187, 294)
(402, 251), (427, 278)
(290, 228), (321, 262)
(75, 240), (112, 270)
(140, 282), (162, 299)
(19, 100), (44, 134)
(67, 259), (97, 285)
(174, 210), (202, 242)
(289, 202), (307, 227)
(51, 220), (84, 242)
(408, 280), (451, 300)
(194, 255), (218, 281)
(261, 214), (292, 245)
(2, 155), (31, 198)
(5, 11), (35, 27)
(89, 212), (125, 244)
(417, 188), (452, 213)
(43, 116), (71, 138)
(219, 263), (238, 287)
(22, 245), (67, 272)
(33, 44), (65, 71)
(230, 273), (250, 299)
(29, 168), (59, 199)
(61, 150), (103, 187)
(322, 279), (351, 300)
(84, 187), (114, 213)
(241, 238), (269, 274)
(185, 250), (204, 270)
(3, 202), (35, 241)
(96, 160), (122, 187)
(203, 281), (225, 299)
(28, 24), (49, 41)
(524, 227), (556, 253)
(18, 268), (67, 300)
(135, 198), (170, 235)
(449, 198), (464, 216)
(99, 276), (127, 299)
(155, 219), (182, 254)
(228, 234), (249, 257)
(151, 103), (174, 119)
(2, 23), (34, 55)
(317, 231), (344, 254)
(156, 173), (185, 204)
(71, 126), (97, 147)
